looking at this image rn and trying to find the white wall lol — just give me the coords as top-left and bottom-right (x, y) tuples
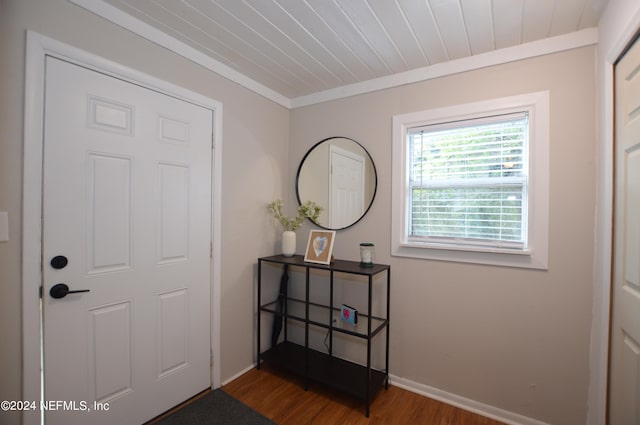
(290, 46), (597, 425)
(0, 1), (289, 424)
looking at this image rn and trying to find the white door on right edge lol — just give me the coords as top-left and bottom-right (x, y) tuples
(609, 34), (640, 425)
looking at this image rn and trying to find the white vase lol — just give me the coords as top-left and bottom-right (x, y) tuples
(282, 230), (296, 257)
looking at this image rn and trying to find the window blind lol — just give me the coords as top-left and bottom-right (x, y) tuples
(407, 112), (529, 249)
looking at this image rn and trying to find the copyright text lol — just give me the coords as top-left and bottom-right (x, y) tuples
(1, 400), (110, 412)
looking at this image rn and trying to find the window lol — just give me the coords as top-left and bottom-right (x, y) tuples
(392, 92), (549, 269)
(408, 112), (528, 248)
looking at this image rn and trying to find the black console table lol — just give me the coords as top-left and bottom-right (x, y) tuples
(256, 254), (390, 417)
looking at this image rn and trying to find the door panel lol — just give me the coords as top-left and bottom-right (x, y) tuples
(43, 57), (212, 425)
(158, 162), (190, 262)
(158, 289), (189, 376)
(610, 34), (640, 425)
(88, 153), (133, 273)
(89, 301), (133, 402)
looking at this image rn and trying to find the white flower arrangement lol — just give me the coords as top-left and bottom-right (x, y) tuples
(268, 199), (323, 231)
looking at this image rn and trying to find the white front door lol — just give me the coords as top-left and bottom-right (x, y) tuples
(329, 146), (365, 228)
(42, 57), (212, 425)
(609, 35), (640, 424)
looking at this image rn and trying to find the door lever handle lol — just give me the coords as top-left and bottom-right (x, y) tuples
(49, 283), (90, 299)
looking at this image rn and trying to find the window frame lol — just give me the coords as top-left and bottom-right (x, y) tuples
(391, 92), (549, 269)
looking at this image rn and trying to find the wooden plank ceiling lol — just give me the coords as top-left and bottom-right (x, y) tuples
(102, 0), (607, 100)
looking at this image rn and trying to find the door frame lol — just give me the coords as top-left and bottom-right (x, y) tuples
(594, 8), (640, 425)
(22, 31), (223, 425)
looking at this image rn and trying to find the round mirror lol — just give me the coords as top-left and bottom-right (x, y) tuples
(296, 137), (377, 230)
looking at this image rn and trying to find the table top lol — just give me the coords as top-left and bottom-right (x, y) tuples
(258, 254), (390, 276)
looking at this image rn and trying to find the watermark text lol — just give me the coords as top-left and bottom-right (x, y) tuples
(1, 400), (110, 412)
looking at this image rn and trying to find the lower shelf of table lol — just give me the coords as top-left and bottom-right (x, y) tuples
(258, 341), (388, 402)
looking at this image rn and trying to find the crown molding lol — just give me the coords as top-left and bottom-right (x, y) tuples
(290, 28), (598, 108)
(68, 0), (597, 111)
(67, 0), (292, 108)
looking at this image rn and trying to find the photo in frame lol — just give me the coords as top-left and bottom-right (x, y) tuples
(304, 230), (336, 265)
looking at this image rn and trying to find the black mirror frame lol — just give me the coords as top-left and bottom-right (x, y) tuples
(295, 136), (377, 231)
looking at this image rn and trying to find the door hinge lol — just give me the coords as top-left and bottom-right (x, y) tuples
(211, 133), (215, 150)
(39, 286), (43, 299)
(210, 349), (213, 367)
(210, 242), (213, 259)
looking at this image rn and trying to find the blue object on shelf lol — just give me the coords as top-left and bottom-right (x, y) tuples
(341, 304), (358, 324)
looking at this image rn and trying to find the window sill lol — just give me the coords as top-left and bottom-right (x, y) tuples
(392, 243), (547, 270)
(400, 242), (531, 256)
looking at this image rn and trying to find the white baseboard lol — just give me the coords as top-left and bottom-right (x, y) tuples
(220, 364), (257, 387)
(222, 365), (552, 424)
(389, 374), (552, 425)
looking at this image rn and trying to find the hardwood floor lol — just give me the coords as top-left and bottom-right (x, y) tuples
(223, 365), (506, 425)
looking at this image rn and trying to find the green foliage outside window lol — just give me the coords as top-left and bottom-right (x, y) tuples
(408, 115), (527, 244)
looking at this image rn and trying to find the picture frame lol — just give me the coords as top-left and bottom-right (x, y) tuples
(304, 230), (336, 265)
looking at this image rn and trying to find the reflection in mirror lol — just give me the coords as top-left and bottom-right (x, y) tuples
(296, 137), (377, 230)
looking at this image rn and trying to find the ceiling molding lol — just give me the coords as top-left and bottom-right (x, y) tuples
(68, 0), (292, 108)
(290, 28), (598, 108)
(67, 0), (597, 111)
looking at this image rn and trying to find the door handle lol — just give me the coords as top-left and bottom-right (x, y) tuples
(49, 283), (90, 299)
